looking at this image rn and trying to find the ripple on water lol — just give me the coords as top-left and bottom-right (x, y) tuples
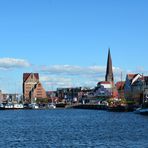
(0, 109), (148, 148)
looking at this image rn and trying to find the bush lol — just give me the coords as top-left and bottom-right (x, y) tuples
(36, 98), (49, 104)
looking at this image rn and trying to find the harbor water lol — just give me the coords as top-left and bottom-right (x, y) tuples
(0, 109), (148, 148)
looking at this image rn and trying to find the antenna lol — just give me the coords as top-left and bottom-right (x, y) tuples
(121, 72), (123, 82)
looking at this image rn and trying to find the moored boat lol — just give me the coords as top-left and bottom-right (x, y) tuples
(29, 103), (39, 109)
(135, 97), (148, 115)
(5, 103), (14, 109)
(48, 103), (56, 109)
(1, 103), (24, 110)
(13, 103), (24, 109)
(0, 104), (5, 110)
(135, 107), (148, 115)
(139, 108), (148, 115)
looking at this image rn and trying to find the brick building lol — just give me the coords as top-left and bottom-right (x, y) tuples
(116, 81), (125, 99)
(30, 82), (47, 100)
(23, 73), (47, 103)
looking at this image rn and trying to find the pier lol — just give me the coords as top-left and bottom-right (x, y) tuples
(66, 103), (107, 110)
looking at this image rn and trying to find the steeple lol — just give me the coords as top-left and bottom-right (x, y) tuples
(105, 48), (114, 82)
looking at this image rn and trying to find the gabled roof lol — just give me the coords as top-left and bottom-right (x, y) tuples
(23, 73), (39, 82)
(126, 73), (145, 85)
(127, 74), (137, 80)
(23, 73), (30, 82)
(116, 81), (125, 90)
(127, 73), (143, 80)
(98, 81), (112, 85)
(131, 74), (142, 85)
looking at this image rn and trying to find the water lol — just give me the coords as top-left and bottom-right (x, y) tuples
(0, 109), (147, 148)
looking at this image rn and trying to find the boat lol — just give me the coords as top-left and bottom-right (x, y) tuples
(48, 97), (56, 109)
(134, 95), (148, 115)
(134, 107), (141, 114)
(134, 107), (148, 115)
(0, 104), (5, 110)
(5, 103), (14, 109)
(34, 104), (39, 109)
(0, 103), (24, 110)
(29, 103), (39, 109)
(13, 103), (24, 109)
(136, 90), (148, 115)
(139, 108), (148, 115)
(136, 78), (148, 115)
(48, 103), (56, 109)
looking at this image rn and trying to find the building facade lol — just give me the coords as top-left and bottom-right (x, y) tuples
(94, 81), (113, 98)
(30, 82), (47, 100)
(124, 74), (143, 104)
(93, 49), (115, 99)
(57, 87), (82, 102)
(23, 73), (47, 103)
(116, 81), (125, 99)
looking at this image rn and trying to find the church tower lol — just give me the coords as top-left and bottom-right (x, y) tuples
(105, 48), (114, 83)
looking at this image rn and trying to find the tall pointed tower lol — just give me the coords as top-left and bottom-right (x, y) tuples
(105, 48), (114, 83)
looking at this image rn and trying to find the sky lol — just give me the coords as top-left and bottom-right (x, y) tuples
(0, 0), (148, 93)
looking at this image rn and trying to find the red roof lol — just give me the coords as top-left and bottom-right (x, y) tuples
(116, 81), (125, 90)
(127, 74), (137, 79)
(97, 81), (112, 85)
(112, 90), (118, 98)
(23, 73), (39, 82)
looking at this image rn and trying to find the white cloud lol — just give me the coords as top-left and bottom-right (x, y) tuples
(40, 65), (106, 75)
(39, 65), (125, 90)
(0, 58), (30, 69)
(39, 65), (124, 78)
(40, 76), (72, 84)
(40, 75), (73, 89)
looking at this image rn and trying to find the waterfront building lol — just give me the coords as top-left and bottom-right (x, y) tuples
(143, 76), (148, 106)
(94, 49), (116, 98)
(2, 93), (20, 103)
(124, 73), (144, 104)
(30, 82), (47, 101)
(57, 87), (84, 103)
(23, 73), (39, 102)
(105, 48), (117, 97)
(116, 81), (125, 99)
(23, 73), (47, 103)
(94, 81), (112, 98)
(46, 91), (59, 103)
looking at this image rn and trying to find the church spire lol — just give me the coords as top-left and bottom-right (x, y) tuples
(105, 48), (114, 82)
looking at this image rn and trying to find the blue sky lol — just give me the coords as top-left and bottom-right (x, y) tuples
(0, 0), (148, 93)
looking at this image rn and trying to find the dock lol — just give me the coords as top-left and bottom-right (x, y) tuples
(66, 104), (107, 110)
